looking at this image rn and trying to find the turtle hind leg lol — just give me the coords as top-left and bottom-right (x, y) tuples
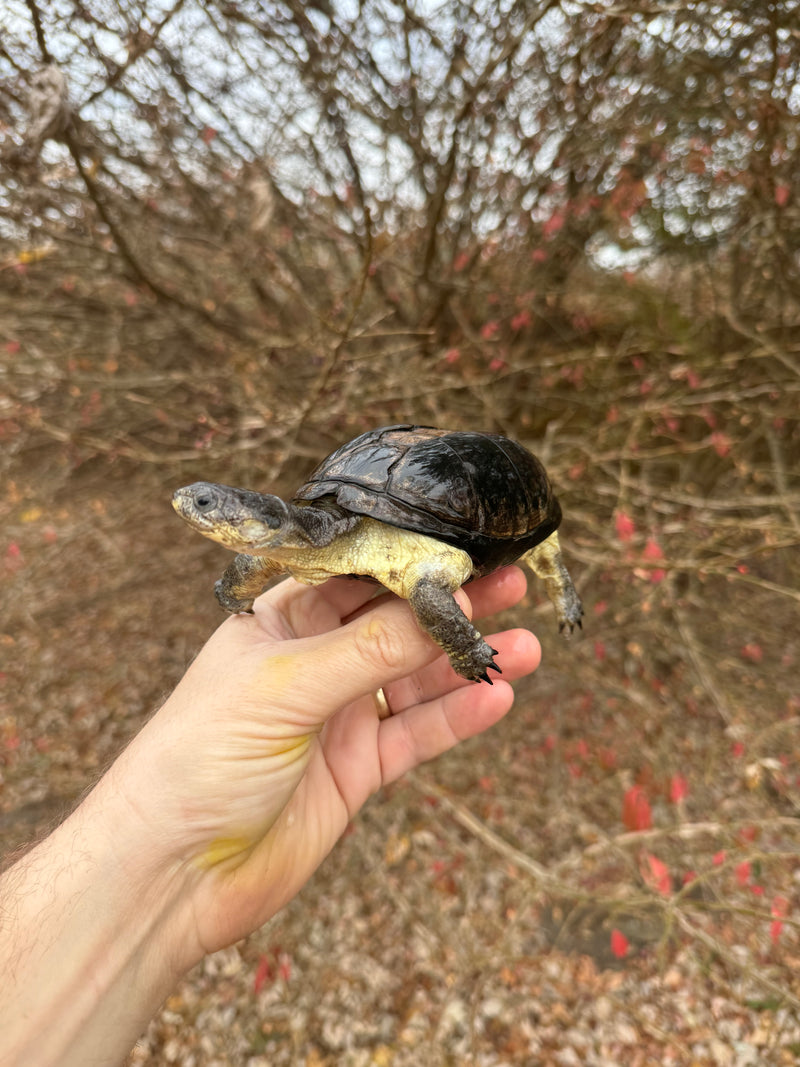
(522, 531), (584, 636)
(407, 578), (501, 683)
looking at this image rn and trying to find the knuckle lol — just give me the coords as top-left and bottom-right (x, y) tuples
(354, 615), (409, 674)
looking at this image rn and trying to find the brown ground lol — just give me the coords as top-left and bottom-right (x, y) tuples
(2, 338), (799, 1065)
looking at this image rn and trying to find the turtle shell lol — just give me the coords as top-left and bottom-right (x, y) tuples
(293, 424), (562, 574)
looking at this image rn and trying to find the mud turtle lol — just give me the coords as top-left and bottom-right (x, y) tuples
(172, 424), (583, 682)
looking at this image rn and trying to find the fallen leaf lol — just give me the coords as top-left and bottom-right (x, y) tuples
(610, 928), (630, 958)
(622, 785), (652, 831)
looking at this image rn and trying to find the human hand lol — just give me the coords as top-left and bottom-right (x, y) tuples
(114, 566), (540, 962)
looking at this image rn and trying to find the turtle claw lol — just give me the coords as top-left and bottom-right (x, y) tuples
(476, 659), (502, 685)
(470, 647), (502, 684)
(447, 641), (502, 683)
(559, 615), (584, 638)
(557, 585), (585, 638)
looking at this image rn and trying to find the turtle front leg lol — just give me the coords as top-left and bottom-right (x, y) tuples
(407, 578), (500, 684)
(215, 553), (284, 613)
(522, 531), (584, 635)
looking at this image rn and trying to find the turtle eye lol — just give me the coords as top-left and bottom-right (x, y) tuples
(194, 488), (217, 512)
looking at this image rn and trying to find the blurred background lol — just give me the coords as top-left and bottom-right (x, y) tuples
(1, 2), (799, 1063)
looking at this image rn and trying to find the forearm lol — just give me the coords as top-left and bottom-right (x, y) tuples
(0, 769), (197, 1067)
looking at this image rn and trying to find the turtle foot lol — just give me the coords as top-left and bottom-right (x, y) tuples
(214, 579), (255, 614)
(450, 643), (502, 684)
(558, 585), (585, 638)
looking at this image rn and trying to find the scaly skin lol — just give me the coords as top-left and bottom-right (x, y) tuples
(522, 531), (584, 635)
(173, 482), (582, 682)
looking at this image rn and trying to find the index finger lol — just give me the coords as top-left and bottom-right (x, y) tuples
(255, 575), (383, 638)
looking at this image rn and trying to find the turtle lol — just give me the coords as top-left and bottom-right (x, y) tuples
(172, 424), (583, 683)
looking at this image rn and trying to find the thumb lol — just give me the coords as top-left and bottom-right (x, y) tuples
(262, 590), (474, 719)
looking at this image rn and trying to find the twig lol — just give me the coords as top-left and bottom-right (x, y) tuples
(765, 426), (800, 535)
(673, 910), (800, 1011)
(675, 607), (733, 726)
(577, 817), (800, 859)
(412, 776), (566, 893)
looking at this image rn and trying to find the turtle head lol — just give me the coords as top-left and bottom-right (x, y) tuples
(172, 482), (299, 553)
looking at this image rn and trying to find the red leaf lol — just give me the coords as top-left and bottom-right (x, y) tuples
(453, 251), (471, 272)
(712, 850), (726, 866)
(510, 310), (532, 330)
(735, 860), (751, 886)
(710, 431), (732, 457)
(542, 210), (566, 239)
(598, 747), (617, 771)
(771, 895), (790, 918)
(444, 348), (460, 364)
(480, 320), (500, 340)
(642, 538), (666, 583)
(622, 785), (652, 831)
(775, 184), (790, 207)
(4, 542), (25, 574)
(253, 954), (272, 994)
(640, 851), (671, 896)
(615, 510), (636, 543)
(669, 774), (689, 803)
(610, 928), (630, 959)
(642, 538), (664, 561)
(201, 125), (217, 144)
(770, 919), (784, 945)
(741, 643), (763, 663)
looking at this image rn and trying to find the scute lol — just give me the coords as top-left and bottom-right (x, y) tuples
(293, 424), (562, 572)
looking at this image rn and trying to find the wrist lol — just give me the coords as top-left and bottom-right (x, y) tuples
(82, 749), (211, 973)
(0, 765), (199, 1067)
